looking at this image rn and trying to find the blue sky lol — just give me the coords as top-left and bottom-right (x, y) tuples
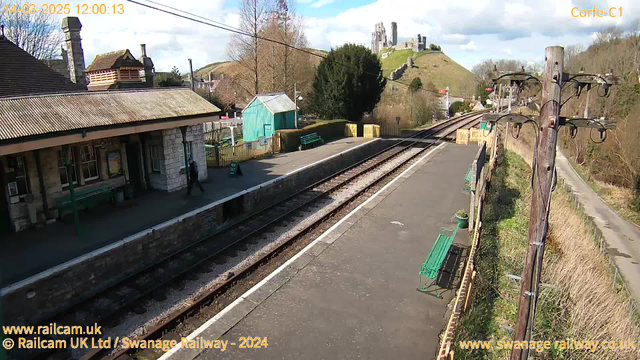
(30, 0), (639, 73)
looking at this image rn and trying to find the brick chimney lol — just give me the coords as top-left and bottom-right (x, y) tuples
(139, 43), (155, 87)
(61, 17), (86, 88)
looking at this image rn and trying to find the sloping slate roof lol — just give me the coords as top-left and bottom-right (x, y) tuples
(0, 88), (221, 142)
(243, 93), (296, 114)
(86, 49), (144, 72)
(0, 36), (85, 97)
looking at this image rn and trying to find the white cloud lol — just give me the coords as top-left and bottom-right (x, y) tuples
(460, 41), (478, 52)
(502, 48), (513, 56)
(311, 0), (337, 8)
(23, 0), (640, 73)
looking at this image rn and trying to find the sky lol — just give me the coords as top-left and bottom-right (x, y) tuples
(30, 0), (640, 73)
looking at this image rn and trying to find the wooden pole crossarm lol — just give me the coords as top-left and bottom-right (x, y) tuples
(559, 117), (617, 130)
(482, 113), (537, 125)
(562, 72), (619, 86)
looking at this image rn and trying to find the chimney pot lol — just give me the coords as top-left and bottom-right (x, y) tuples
(140, 44), (146, 57)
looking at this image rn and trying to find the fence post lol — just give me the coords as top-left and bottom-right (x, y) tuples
(214, 145), (220, 167)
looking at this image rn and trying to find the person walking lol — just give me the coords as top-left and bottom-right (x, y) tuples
(187, 157), (205, 195)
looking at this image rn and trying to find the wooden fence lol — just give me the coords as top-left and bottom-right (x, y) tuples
(438, 127), (499, 359)
(206, 135), (281, 168)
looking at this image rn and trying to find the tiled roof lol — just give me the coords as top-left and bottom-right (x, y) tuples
(0, 88), (221, 142)
(0, 36), (85, 97)
(86, 49), (144, 72)
(42, 59), (70, 80)
(243, 93), (297, 114)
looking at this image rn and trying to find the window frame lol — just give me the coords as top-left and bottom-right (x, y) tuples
(58, 149), (77, 187)
(80, 145), (99, 182)
(179, 141), (193, 170)
(150, 145), (162, 173)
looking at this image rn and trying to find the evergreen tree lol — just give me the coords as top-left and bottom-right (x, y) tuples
(311, 44), (386, 121)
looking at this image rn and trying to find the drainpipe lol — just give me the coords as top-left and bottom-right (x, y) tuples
(33, 149), (50, 220)
(180, 126), (190, 186)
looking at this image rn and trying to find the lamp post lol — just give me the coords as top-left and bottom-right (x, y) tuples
(294, 83), (303, 129)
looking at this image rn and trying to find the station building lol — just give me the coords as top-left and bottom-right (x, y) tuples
(0, 18), (220, 233)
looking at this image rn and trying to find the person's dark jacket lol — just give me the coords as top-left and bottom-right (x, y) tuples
(189, 161), (198, 178)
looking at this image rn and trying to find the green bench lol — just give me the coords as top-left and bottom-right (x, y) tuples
(299, 132), (324, 150)
(55, 185), (116, 217)
(417, 225), (459, 297)
(464, 165), (474, 192)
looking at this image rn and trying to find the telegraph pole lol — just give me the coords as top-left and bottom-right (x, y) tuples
(510, 46), (563, 360)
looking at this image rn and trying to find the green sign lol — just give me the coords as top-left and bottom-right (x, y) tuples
(229, 161), (243, 177)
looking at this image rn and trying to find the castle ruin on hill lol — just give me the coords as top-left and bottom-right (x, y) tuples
(371, 21), (426, 54)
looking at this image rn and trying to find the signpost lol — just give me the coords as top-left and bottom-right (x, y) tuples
(229, 161), (243, 177)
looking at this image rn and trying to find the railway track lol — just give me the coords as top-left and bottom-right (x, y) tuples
(11, 111), (485, 360)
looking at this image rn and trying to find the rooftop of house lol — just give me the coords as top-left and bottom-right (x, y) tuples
(0, 34), (85, 97)
(86, 49), (145, 72)
(0, 88), (221, 142)
(243, 92), (297, 114)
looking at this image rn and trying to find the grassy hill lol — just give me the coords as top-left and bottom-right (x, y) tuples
(380, 50), (477, 97)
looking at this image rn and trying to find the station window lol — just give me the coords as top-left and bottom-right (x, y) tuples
(7, 156), (30, 197)
(179, 141), (193, 169)
(150, 145), (162, 173)
(80, 145), (99, 181)
(58, 150), (77, 187)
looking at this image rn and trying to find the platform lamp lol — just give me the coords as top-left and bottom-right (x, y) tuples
(294, 83), (303, 129)
(62, 145), (80, 235)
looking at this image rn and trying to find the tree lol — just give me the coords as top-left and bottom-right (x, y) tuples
(155, 66), (183, 87)
(409, 77), (423, 93)
(449, 101), (471, 116)
(226, 0), (271, 97)
(258, 0), (312, 98)
(311, 44), (386, 121)
(0, 0), (62, 59)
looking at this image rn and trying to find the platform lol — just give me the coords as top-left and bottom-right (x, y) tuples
(0, 137), (374, 288)
(164, 143), (479, 360)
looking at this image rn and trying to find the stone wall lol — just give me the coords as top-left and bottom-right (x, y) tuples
(144, 125), (207, 192)
(1, 138), (390, 326)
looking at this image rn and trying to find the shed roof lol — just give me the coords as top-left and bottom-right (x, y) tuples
(0, 35), (85, 97)
(0, 88), (220, 142)
(86, 49), (144, 72)
(243, 92), (296, 114)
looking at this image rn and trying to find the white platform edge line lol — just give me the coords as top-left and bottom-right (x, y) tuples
(0, 139), (378, 296)
(157, 142), (447, 360)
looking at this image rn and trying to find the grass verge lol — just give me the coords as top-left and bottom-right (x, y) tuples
(453, 149), (640, 360)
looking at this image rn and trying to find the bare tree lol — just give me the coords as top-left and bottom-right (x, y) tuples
(227, 0), (272, 97)
(259, 0), (311, 97)
(0, 0), (62, 59)
(564, 44), (585, 70)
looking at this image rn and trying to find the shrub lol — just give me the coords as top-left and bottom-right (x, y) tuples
(429, 43), (441, 51)
(277, 120), (349, 152)
(449, 101), (472, 116)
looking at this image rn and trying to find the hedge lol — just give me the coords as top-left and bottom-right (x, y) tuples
(277, 119), (350, 152)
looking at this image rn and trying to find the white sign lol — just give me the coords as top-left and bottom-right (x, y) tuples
(258, 136), (268, 146)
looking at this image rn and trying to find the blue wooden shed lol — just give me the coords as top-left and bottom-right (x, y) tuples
(242, 93), (297, 142)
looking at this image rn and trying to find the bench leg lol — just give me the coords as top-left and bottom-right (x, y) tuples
(417, 276), (443, 298)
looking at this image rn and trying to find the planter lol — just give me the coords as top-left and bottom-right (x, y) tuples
(125, 184), (135, 199)
(456, 214), (469, 229)
(115, 188), (125, 203)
